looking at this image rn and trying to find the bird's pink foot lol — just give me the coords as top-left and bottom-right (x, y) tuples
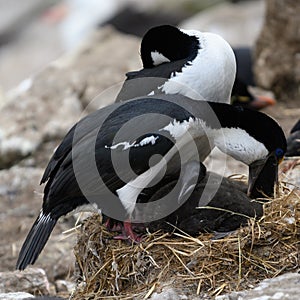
(113, 221), (143, 242)
(104, 218), (123, 232)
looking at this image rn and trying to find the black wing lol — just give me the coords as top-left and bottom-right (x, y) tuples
(17, 97), (199, 270)
(41, 97), (195, 215)
(115, 59), (188, 102)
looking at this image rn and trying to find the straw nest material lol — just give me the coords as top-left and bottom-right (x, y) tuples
(71, 170), (300, 299)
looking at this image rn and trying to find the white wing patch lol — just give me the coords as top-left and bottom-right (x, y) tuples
(105, 141), (135, 150)
(160, 117), (208, 140)
(151, 50), (170, 66)
(105, 135), (159, 151)
(138, 135), (159, 146)
(160, 119), (190, 139)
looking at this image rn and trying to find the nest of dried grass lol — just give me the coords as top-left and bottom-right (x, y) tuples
(71, 177), (300, 299)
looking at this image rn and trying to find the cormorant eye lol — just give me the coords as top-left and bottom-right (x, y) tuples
(275, 148), (284, 159)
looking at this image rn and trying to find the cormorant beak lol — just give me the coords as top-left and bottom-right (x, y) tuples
(250, 95), (276, 110)
(248, 151), (279, 198)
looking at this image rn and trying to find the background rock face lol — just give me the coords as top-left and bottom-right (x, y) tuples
(216, 273), (300, 300)
(0, 268), (50, 295)
(254, 0), (300, 103)
(181, 0), (265, 47)
(0, 27), (140, 170)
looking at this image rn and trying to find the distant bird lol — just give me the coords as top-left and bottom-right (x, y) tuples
(116, 25), (236, 103)
(286, 119), (300, 157)
(16, 95), (286, 270)
(232, 47), (276, 110)
(233, 47), (255, 87)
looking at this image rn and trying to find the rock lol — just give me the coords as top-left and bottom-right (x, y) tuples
(0, 0), (55, 43)
(0, 166), (44, 271)
(254, 0), (300, 102)
(0, 165), (75, 283)
(216, 272), (300, 300)
(281, 159), (300, 189)
(0, 88), (8, 109)
(0, 268), (50, 295)
(32, 236), (76, 283)
(55, 280), (75, 294)
(0, 292), (34, 299)
(0, 26), (140, 169)
(180, 0), (265, 47)
(150, 287), (186, 300)
(28, 297), (66, 300)
(148, 285), (211, 300)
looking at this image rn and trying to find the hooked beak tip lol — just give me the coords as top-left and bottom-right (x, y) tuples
(248, 154), (278, 199)
(250, 95), (276, 109)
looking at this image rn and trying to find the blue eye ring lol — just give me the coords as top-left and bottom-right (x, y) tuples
(275, 148), (284, 158)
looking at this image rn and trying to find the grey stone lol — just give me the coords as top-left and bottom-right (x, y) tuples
(281, 159), (300, 188)
(254, 0), (300, 102)
(149, 287), (188, 300)
(216, 272), (300, 300)
(0, 268), (49, 294)
(0, 26), (140, 169)
(180, 0), (265, 47)
(0, 166), (75, 284)
(0, 292), (34, 300)
(0, 0), (57, 40)
(54, 280), (75, 294)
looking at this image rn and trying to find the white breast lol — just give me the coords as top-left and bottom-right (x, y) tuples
(212, 127), (268, 165)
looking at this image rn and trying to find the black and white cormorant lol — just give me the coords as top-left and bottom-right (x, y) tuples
(116, 25), (276, 110)
(16, 94), (286, 270)
(16, 25), (286, 270)
(116, 25), (236, 103)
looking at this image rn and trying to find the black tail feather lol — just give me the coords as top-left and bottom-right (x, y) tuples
(16, 212), (57, 270)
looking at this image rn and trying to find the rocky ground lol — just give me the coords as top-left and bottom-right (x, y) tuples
(0, 1), (299, 299)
